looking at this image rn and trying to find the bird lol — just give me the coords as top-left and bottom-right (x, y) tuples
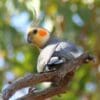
(27, 27), (83, 73)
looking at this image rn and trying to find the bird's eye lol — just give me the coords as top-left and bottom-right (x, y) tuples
(33, 29), (38, 34)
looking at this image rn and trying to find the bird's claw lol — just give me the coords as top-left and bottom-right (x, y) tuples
(28, 87), (38, 94)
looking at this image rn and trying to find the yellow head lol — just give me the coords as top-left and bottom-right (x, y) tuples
(27, 27), (50, 48)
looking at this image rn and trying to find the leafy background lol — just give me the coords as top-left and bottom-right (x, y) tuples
(0, 0), (100, 100)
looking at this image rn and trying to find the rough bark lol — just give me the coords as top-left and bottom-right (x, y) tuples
(2, 53), (93, 100)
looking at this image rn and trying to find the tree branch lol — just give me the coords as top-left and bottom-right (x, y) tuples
(2, 53), (93, 100)
(17, 72), (74, 100)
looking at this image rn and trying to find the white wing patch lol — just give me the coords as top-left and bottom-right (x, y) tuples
(48, 57), (59, 64)
(48, 57), (65, 65)
(70, 47), (83, 58)
(37, 43), (59, 72)
(56, 42), (69, 51)
(70, 51), (83, 58)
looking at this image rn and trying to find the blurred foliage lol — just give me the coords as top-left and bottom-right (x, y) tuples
(0, 0), (100, 100)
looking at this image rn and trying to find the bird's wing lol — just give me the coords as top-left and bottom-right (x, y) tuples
(55, 41), (83, 58)
(37, 43), (59, 72)
(37, 41), (83, 72)
(48, 41), (83, 65)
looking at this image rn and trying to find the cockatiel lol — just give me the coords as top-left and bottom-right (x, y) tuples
(27, 27), (83, 73)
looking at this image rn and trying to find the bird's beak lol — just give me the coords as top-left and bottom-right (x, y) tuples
(27, 34), (32, 44)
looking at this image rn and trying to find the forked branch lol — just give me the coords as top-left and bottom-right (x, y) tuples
(2, 53), (93, 100)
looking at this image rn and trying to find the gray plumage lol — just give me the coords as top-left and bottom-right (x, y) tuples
(37, 37), (83, 72)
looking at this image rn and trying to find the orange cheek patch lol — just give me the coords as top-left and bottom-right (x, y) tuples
(39, 30), (47, 37)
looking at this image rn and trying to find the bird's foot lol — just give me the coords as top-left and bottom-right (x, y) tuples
(28, 87), (38, 94)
